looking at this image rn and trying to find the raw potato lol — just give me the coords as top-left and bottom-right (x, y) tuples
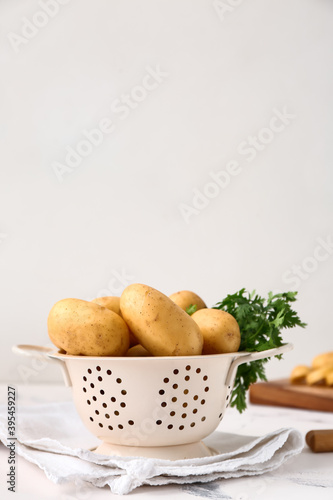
(306, 364), (333, 385)
(48, 298), (130, 356)
(290, 365), (311, 384)
(91, 296), (120, 315)
(92, 296), (138, 347)
(169, 290), (206, 313)
(312, 352), (333, 369)
(290, 351), (333, 387)
(326, 371), (333, 386)
(120, 284), (203, 356)
(191, 308), (241, 354)
(127, 345), (151, 357)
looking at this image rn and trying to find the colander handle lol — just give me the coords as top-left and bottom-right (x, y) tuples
(12, 344), (72, 387)
(225, 343), (293, 388)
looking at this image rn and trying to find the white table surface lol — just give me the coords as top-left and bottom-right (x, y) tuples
(0, 383), (332, 500)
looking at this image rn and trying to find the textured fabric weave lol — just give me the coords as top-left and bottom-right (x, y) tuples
(0, 402), (304, 495)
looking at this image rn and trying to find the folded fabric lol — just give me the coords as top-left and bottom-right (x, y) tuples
(0, 402), (304, 495)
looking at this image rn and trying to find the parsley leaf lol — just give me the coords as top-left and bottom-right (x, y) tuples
(186, 304), (197, 315)
(214, 289), (306, 413)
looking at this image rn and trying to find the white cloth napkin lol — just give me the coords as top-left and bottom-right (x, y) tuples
(0, 402), (304, 495)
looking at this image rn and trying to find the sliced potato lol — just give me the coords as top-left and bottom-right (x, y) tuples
(312, 352), (333, 369)
(290, 365), (311, 384)
(306, 363), (333, 385)
(325, 370), (333, 386)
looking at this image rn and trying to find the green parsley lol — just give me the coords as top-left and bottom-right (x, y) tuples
(186, 304), (197, 315)
(214, 289), (306, 413)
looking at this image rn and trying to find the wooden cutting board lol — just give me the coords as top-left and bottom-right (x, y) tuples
(249, 379), (333, 412)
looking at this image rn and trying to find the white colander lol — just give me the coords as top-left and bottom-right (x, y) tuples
(13, 343), (292, 460)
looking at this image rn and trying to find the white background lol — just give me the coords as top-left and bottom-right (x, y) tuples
(0, 0), (332, 384)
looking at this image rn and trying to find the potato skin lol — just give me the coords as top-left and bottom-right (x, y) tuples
(120, 284), (203, 356)
(91, 296), (138, 347)
(48, 298), (129, 356)
(312, 352), (333, 369)
(169, 290), (206, 312)
(191, 308), (240, 354)
(91, 296), (120, 315)
(127, 344), (151, 357)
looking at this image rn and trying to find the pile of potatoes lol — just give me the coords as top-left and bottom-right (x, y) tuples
(290, 352), (333, 386)
(47, 283), (241, 357)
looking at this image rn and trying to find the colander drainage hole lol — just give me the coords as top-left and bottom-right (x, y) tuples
(184, 389), (189, 395)
(108, 425), (113, 430)
(163, 377), (169, 383)
(111, 397), (116, 402)
(219, 413), (222, 419)
(87, 369), (92, 374)
(204, 387), (209, 392)
(98, 376), (103, 382)
(196, 368), (201, 373)
(179, 425), (184, 430)
(156, 420), (162, 425)
(167, 424), (173, 429)
(87, 400), (91, 405)
(102, 403), (107, 408)
(116, 378), (122, 384)
(128, 420), (134, 425)
(186, 365), (191, 371)
(161, 402), (167, 407)
(173, 369), (179, 375)
(181, 413), (187, 418)
(83, 376), (87, 381)
(90, 383), (94, 388)
(114, 410), (119, 416)
(105, 414), (110, 419)
(120, 402), (126, 408)
(190, 422), (195, 427)
(90, 417), (93, 422)
(95, 410), (99, 415)
(96, 366), (101, 371)
(159, 390), (165, 395)
(201, 416), (206, 421)
(201, 399), (206, 405)
(92, 396), (97, 401)
(193, 395), (198, 401)
(107, 370), (112, 375)
(185, 375), (190, 381)
(173, 384), (178, 389)
(172, 397), (177, 402)
(99, 423), (103, 428)
(100, 390), (105, 395)
(118, 424), (123, 429)
(83, 388), (86, 393)
(193, 408), (197, 414)
(170, 411), (175, 417)
(121, 390), (127, 395)
(203, 375), (208, 381)
(226, 395), (229, 400)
